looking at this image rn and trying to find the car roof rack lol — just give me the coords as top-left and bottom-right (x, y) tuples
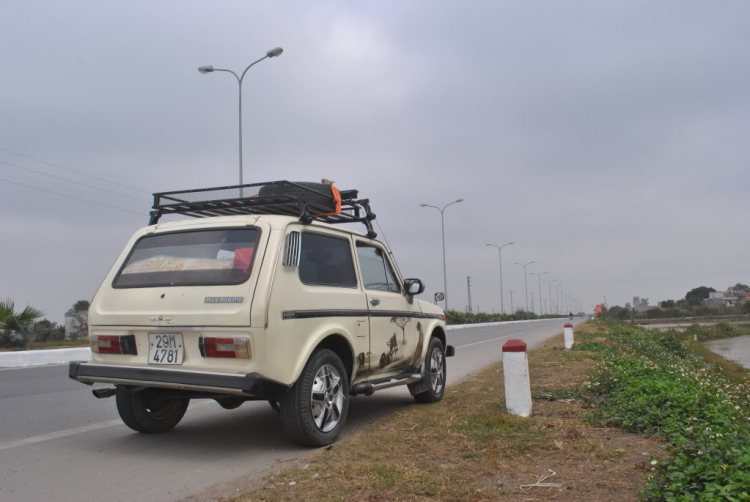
(149, 180), (377, 238)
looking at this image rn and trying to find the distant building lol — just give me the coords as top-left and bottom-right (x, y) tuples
(632, 297), (650, 312)
(704, 289), (750, 308)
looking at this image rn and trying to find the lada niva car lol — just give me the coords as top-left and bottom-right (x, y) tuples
(69, 181), (454, 446)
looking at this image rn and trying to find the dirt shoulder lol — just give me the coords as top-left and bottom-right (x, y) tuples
(229, 323), (662, 502)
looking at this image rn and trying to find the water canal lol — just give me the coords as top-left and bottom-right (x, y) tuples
(703, 335), (750, 370)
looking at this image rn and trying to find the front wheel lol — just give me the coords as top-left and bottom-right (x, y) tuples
(413, 338), (446, 403)
(115, 387), (189, 433)
(279, 349), (349, 447)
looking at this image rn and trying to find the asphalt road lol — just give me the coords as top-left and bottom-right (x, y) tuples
(0, 318), (582, 502)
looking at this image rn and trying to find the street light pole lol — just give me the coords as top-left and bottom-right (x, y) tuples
(420, 199), (463, 311)
(198, 47), (283, 187)
(546, 279), (556, 315)
(508, 290), (515, 314)
(531, 271), (547, 315)
(486, 242), (513, 314)
(514, 261), (535, 312)
(554, 284), (563, 314)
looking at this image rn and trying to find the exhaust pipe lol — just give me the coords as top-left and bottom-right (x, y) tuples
(92, 388), (116, 399)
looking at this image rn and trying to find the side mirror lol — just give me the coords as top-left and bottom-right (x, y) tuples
(404, 278), (425, 296)
(434, 292), (445, 302)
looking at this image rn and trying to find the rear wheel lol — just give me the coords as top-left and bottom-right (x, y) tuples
(413, 338), (446, 403)
(115, 387), (189, 433)
(279, 349), (349, 447)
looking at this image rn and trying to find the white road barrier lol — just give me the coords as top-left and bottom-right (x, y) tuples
(502, 339), (532, 417)
(563, 323), (574, 349)
(447, 317), (563, 331)
(0, 348), (91, 368)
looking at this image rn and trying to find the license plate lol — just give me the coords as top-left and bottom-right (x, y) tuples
(148, 333), (184, 365)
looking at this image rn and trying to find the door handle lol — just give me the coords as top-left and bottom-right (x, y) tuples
(369, 297), (381, 306)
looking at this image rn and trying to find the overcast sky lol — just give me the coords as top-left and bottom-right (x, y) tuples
(2, 1), (749, 322)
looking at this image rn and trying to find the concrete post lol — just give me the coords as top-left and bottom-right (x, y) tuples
(502, 339), (532, 417)
(564, 323), (574, 349)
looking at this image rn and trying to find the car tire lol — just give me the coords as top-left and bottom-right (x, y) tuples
(279, 349), (349, 447)
(413, 337), (447, 404)
(115, 387), (189, 433)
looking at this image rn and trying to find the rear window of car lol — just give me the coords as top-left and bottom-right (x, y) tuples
(113, 228), (260, 288)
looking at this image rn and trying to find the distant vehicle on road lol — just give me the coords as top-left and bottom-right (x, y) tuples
(68, 180), (453, 446)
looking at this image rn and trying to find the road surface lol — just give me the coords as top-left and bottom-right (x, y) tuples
(0, 318), (581, 502)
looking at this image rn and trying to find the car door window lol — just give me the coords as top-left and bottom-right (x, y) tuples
(356, 243), (400, 293)
(299, 232), (357, 288)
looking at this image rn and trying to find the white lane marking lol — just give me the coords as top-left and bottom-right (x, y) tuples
(0, 419), (125, 452)
(455, 334), (515, 349)
(0, 401), (211, 452)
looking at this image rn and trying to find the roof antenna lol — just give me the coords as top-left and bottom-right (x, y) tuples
(375, 219), (403, 279)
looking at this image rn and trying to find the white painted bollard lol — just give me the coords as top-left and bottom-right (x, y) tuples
(564, 323), (574, 349)
(502, 339), (532, 417)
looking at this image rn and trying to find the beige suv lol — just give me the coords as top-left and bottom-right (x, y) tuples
(69, 181), (453, 446)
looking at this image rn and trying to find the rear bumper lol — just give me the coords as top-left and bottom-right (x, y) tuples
(68, 362), (287, 399)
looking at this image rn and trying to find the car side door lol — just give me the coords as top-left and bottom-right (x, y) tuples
(354, 241), (423, 379)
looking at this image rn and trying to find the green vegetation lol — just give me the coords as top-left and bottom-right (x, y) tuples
(0, 298), (44, 349)
(445, 309), (568, 325)
(685, 286), (717, 306)
(585, 321), (750, 500)
(1, 298), (90, 350)
(681, 322), (750, 342)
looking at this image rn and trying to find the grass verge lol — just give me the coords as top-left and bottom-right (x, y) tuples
(586, 321), (750, 500)
(231, 323), (663, 502)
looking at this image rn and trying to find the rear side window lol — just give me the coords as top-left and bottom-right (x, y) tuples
(113, 228), (260, 288)
(299, 232), (357, 288)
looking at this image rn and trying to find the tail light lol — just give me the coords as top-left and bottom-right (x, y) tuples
(199, 337), (250, 359)
(91, 335), (137, 355)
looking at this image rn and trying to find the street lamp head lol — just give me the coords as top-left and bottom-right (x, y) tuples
(198, 65), (215, 74)
(266, 47), (284, 58)
(419, 204), (428, 207)
(455, 199), (464, 203)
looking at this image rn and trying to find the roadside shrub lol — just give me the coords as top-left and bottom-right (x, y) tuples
(683, 322), (740, 342)
(444, 310), (567, 325)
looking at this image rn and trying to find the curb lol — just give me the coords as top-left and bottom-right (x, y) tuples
(0, 347), (92, 368)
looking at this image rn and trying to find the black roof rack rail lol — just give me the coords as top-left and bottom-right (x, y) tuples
(148, 180), (377, 238)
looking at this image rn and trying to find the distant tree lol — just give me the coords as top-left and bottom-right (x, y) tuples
(73, 300), (90, 312)
(660, 300), (676, 309)
(675, 299), (690, 309)
(604, 305), (631, 320)
(32, 319), (65, 343)
(685, 286), (716, 306)
(0, 299), (44, 348)
(67, 300), (90, 340)
(731, 283), (750, 292)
